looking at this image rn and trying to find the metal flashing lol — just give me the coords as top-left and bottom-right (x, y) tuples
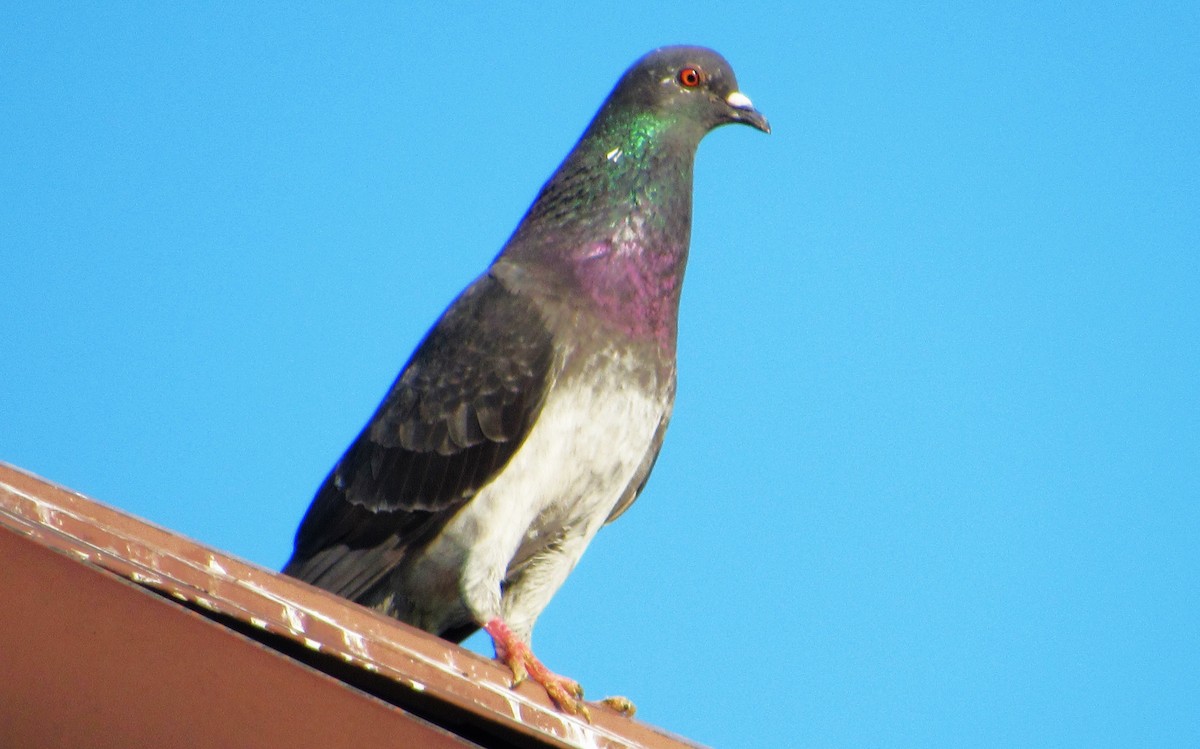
(0, 463), (705, 749)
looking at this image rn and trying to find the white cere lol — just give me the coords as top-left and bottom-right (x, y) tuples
(726, 91), (755, 110)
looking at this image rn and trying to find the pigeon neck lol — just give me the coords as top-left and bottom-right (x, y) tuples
(509, 113), (699, 353)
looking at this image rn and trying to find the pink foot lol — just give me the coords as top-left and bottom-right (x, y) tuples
(484, 618), (590, 720)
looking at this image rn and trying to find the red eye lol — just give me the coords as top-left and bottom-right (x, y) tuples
(678, 66), (703, 87)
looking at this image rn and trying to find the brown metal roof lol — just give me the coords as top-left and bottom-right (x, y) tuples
(0, 462), (707, 749)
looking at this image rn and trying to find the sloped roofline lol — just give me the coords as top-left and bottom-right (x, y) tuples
(0, 462), (706, 749)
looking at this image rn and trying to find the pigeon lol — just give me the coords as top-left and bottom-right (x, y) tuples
(283, 45), (768, 718)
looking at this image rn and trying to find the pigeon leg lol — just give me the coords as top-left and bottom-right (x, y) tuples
(484, 618), (590, 721)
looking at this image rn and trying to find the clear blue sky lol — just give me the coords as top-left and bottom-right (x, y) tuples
(3, 4), (1197, 746)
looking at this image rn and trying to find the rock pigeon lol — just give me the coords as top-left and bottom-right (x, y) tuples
(283, 45), (768, 718)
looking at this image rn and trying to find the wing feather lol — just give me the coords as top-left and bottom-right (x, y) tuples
(283, 271), (557, 605)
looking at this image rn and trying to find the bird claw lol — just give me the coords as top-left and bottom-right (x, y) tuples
(507, 656), (529, 687)
(545, 678), (591, 722)
(598, 695), (637, 717)
(504, 640), (590, 719)
(485, 618), (591, 720)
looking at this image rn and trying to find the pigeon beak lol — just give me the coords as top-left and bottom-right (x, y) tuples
(725, 91), (771, 134)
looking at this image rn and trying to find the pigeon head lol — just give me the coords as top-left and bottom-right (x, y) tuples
(602, 45), (771, 139)
(501, 46), (768, 350)
(510, 45), (770, 245)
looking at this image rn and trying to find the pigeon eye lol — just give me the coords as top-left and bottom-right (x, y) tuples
(677, 66), (703, 88)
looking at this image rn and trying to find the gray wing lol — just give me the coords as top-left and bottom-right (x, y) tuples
(283, 270), (556, 605)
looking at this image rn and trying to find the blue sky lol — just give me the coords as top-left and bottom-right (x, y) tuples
(3, 3), (1197, 746)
